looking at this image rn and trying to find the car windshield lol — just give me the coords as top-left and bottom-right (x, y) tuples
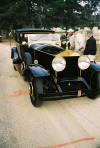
(24, 33), (60, 45)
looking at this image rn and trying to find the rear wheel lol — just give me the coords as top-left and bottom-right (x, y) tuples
(11, 49), (17, 71)
(29, 78), (43, 107)
(13, 65), (17, 71)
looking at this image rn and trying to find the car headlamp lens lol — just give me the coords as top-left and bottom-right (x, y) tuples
(52, 57), (66, 72)
(22, 41), (27, 45)
(78, 56), (90, 70)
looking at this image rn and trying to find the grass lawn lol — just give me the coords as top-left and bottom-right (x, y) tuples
(96, 44), (100, 62)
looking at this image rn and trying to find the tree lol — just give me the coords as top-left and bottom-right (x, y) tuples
(0, 0), (100, 32)
(0, 0), (29, 30)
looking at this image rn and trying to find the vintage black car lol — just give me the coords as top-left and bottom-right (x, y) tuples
(11, 28), (100, 107)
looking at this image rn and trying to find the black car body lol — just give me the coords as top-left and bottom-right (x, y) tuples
(11, 28), (100, 107)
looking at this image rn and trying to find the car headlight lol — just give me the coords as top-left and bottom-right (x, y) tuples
(78, 55), (90, 70)
(52, 57), (66, 72)
(22, 41), (27, 45)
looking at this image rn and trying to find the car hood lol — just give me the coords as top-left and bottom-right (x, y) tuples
(56, 50), (80, 57)
(30, 42), (63, 51)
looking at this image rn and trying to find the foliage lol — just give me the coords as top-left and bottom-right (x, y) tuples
(0, 0), (100, 31)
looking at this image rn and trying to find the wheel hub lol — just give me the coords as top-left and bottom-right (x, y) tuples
(29, 82), (34, 96)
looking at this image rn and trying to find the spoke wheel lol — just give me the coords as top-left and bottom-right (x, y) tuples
(13, 65), (17, 71)
(29, 78), (43, 107)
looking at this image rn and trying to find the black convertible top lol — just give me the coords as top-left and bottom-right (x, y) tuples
(16, 28), (54, 33)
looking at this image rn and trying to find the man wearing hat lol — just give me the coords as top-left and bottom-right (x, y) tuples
(70, 28), (85, 53)
(60, 34), (67, 49)
(84, 30), (97, 61)
(66, 28), (74, 49)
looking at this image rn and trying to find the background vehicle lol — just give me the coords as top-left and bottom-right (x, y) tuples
(11, 28), (100, 107)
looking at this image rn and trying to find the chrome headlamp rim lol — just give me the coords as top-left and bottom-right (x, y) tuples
(22, 41), (27, 45)
(52, 56), (66, 72)
(78, 55), (90, 70)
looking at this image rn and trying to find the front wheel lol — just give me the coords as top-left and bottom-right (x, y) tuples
(29, 78), (43, 107)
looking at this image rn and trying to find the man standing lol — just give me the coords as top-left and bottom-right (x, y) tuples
(66, 28), (73, 49)
(60, 34), (66, 49)
(70, 28), (85, 54)
(84, 30), (97, 62)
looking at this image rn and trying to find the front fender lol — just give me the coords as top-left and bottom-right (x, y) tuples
(90, 62), (100, 72)
(28, 65), (50, 78)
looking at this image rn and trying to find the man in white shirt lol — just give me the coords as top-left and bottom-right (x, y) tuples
(66, 28), (73, 49)
(70, 28), (85, 54)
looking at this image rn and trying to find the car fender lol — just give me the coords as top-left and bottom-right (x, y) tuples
(11, 47), (21, 64)
(28, 65), (50, 78)
(90, 62), (100, 72)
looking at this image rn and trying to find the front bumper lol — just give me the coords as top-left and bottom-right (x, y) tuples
(39, 90), (86, 101)
(39, 76), (91, 101)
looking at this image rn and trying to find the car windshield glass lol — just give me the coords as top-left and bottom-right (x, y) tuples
(40, 46), (64, 55)
(25, 33), (60, 43)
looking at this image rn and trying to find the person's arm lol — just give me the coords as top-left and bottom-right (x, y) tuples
(78, 35), (85, 51)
